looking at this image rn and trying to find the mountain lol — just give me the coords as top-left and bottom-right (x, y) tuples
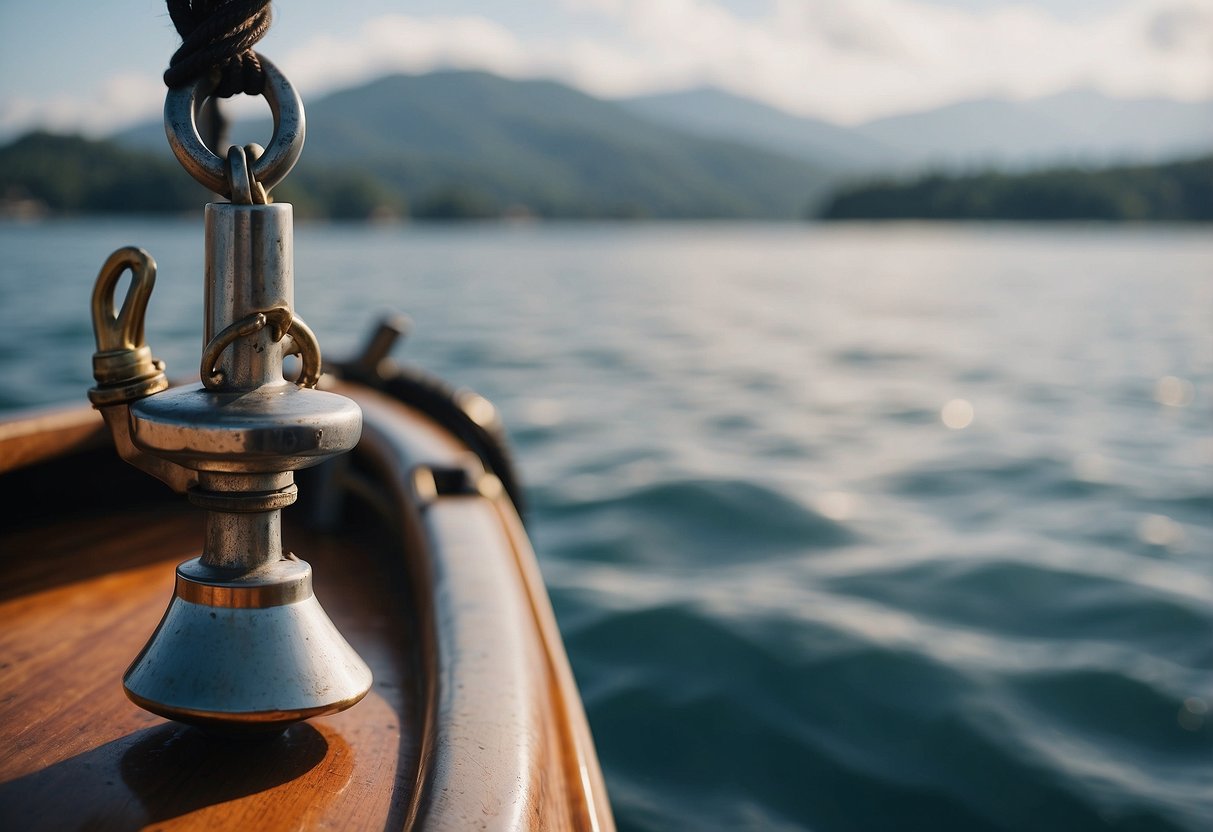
(116, 71), (830, 219)
(855, 90), (1213, 169)
(616, 86), (1212, 174)
(92, 73), (1213, 218)
(619, 87), (891, 171)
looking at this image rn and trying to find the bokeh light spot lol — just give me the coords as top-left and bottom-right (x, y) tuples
(1178, 698), (1207, 731)
(1073, 453), (1110, 483)
(941, 398), (974, 430)
(1137, 514), (1184, 549)
(816, 491), (858, 521)
(1154, 376), (1194, 407)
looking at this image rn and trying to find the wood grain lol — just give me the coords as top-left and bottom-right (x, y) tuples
(0, 387), (615, 831)
(0, 404), (105, 474)
(0, 507), (420, 831)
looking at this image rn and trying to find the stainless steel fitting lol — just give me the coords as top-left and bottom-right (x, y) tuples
(89, 57), (372, 730)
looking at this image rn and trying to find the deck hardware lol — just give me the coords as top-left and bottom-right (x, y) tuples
(88, 55), (371, 731)
(350, 314), (411, 380)
(200, 306), (321, 390)
(164, 53), (303, 199)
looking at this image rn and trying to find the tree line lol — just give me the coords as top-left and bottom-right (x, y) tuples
(4, 130), (1211, 222)
(0, 132), (501, 221)
(818, 155), (1213, 222)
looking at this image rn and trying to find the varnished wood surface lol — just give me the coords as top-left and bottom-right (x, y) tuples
(0, 505), (419, 831)
(347, 386), (614, 832)
(0, 404), (105, 474)
(0, 385), (614, 831)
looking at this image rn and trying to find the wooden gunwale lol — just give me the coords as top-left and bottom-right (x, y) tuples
(0, 381), (614, 831)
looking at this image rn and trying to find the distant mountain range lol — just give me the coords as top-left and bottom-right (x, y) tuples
(5, 71), (1209, 220)
(855, 90), (1213, 169)
(118, 71), (830, 219)
(619, 88), (892, 171)
(620, 87), (1213, 172)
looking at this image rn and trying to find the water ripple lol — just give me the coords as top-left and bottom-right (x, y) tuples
(5, 221), (1211, 832)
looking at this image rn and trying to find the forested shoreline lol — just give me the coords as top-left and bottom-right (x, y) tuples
(818, 156), (1213, 222)
(3, 130), (1210, 222)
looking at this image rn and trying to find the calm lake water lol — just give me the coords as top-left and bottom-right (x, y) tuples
(2, 219), (1211, 831)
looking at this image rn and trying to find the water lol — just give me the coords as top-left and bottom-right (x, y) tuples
(2, 219), (1210, 831)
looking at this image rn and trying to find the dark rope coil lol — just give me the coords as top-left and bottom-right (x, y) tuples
(164, 0), (273, 97)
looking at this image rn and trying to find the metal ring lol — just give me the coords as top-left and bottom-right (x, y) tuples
(201, 307), (322, 390)
(201, 311), (273, 389)
(164, 53), (305, 197)
(226, 146), (254, 204)
(188, 483), (299, 513)
(244, 143), (270, 204)
(282, 313), (322, 389)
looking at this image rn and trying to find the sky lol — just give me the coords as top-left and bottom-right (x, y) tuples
(1, 0), (1210, 138)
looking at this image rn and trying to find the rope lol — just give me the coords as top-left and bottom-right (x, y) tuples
(164, 0), (273, 97)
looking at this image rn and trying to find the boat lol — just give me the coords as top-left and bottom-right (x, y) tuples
(0, 329), (613, 830)
(0, 8), (614, 829)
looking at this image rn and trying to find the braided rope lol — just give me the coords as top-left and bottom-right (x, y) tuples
(164, 0), (273, 97)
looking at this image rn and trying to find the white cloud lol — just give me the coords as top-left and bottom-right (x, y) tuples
(551, 0), (1213, 121)
(278, 15), (535, 93)
(3, 0), (1210, 136)
(0, 73), (163, 137)
(273, 0), (1213, 123)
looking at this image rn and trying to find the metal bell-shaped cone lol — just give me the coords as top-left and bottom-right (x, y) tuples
(91, 68), (373, 733)
(123, 555), (372, 731)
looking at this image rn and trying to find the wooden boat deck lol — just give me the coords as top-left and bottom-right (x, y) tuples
(0, 498), (420, 830)
(0, 387), (612, 831)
